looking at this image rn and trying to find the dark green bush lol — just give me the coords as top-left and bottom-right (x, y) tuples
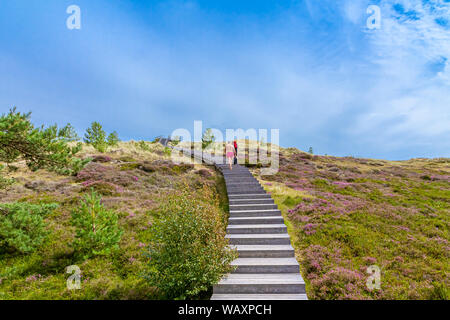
(71, 190), (123, 259)
(107, 131), (120, 147)
(84, 122), (107, 153)
(143, 185), (237, 299)
(164, 147), (172, 157)
(137, 141), (151, 152)
(84, 123), (120, 153)
(0, 202), (58, 254)
(202, 128), (215, 150)
(0, 108), (87, 177)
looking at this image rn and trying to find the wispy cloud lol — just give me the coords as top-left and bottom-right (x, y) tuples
(0, 0), (448, 159)
(346, 0), (450, 157)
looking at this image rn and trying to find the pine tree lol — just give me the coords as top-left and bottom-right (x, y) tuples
(0, 108), (87, 182)
(107, 131), (120, 147)
(202, 128), (215, 150)
(84, 122), (107, 152)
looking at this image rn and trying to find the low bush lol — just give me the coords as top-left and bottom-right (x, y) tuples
(107, 132), (120, 147)
(137, 141), (151, 152)
(84, 122), (108, 153)
(84, 122), (120, 153)
(143, 185), (237, 299)
(71, 190), (123, 259)
(0, 202), (58, 254)
(164, 147), (172, 157)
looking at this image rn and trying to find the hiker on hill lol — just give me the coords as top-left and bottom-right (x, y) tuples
(225, 142), (236, 170)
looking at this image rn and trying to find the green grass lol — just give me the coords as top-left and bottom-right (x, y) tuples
(0, 142), (227, 300)
(256, 151), (450, 300)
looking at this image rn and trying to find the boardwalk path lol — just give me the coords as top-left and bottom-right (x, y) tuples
(174, 148), (307, 300)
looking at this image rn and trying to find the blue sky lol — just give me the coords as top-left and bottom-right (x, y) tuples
(0, 0), (449, 160)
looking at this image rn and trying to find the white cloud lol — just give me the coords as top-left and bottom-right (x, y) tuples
(348, 0), (450, 153)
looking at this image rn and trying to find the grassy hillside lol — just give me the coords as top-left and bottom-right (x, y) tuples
(0, 141), (229, 300)
(1, 137), (448, 300)
(250, 147), (449, 300)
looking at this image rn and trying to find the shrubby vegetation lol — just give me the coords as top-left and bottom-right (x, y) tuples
(84, 122), (120, 153)
(202, 128), (215, 150)
(257, 149), (450, 300)
(143, 185), (236, 299)
(0, 202), (58, 254)
(107, 131), (120, 147)
(0, 132), (231, 300)
(71, 190), (123, 259)
(170, 136), (180, 146)
(0, 108), (88, 182)
(137, 140), (151, 152)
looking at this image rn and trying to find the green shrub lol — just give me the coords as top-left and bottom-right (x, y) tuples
(143, 185), (237, 299)
(84, 122), (108, 153)
(107, 131), (120, 147)
(164, 147), (172, 157)
(0, 202), (58, 254)
(429, 281), (449, 300)
(137, 141), (151, 152)
(202, 128), (215, 150)
(84, 123), (120, 152)
(0, 108), (86, 176)
(170, 136), (180, 147)
(71, 190), (123, 259)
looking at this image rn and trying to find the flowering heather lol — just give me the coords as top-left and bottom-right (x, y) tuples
(255, 148), (450, 300)
(26, 274), (42, 282)
(0, 141), (223, 300)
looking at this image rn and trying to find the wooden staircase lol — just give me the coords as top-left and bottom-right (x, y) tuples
(211, 164), (307, 300)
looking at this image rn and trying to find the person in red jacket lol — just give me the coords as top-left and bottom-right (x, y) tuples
(233, 140), (238, 165)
